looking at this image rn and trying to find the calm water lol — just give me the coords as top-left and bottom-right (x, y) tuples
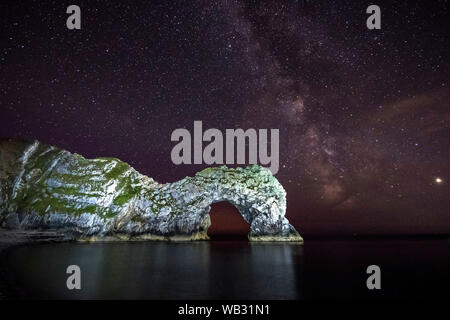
(1, 238), (449, 299)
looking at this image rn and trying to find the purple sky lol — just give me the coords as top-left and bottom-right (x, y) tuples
(1, 0), (449, 235)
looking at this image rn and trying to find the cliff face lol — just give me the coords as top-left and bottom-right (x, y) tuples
(0, 139), (302, 241)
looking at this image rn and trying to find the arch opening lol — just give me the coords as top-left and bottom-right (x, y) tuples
(207, 201), (250, 240)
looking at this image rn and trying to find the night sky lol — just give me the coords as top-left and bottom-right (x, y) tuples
(1, 0), (449, 235)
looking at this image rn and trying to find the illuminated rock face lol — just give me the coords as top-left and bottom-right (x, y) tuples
(0, 139), (302, 242)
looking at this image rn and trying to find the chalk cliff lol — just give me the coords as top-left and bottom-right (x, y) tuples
(0, 139), (302, 241)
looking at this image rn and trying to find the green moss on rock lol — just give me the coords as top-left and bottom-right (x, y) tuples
(0, 139), (302, 242)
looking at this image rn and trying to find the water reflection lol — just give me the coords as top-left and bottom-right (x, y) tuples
(2, 241), (303, 299)
(2, 239), (449, 299)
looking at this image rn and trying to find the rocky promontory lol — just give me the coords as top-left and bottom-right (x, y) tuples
(0, 139), (302, 242)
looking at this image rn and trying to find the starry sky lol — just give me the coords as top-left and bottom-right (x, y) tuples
(1, 0), (449, 235)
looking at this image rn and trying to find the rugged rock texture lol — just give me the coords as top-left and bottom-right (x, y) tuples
(0, 139), (302, 241)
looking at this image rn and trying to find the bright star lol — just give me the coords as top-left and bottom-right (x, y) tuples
(435, 177), (443, 184)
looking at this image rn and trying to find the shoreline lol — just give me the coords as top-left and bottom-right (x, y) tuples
(0, 229), (72, 300)
(0, 229), (71, 250)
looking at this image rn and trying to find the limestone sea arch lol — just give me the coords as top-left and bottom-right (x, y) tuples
(0, 139), (302, 241)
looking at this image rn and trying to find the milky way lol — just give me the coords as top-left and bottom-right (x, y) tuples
(0, 0), (449, 234)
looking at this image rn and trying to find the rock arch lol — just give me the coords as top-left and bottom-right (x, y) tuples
(130, 165), (302, 241)
(0, 140), (302, 242)
(207, 201), (250, 238)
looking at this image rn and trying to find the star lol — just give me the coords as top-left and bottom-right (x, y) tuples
(0, 0), (449, 235)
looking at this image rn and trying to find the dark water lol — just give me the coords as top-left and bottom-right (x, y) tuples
(1, 238), (449, 299)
